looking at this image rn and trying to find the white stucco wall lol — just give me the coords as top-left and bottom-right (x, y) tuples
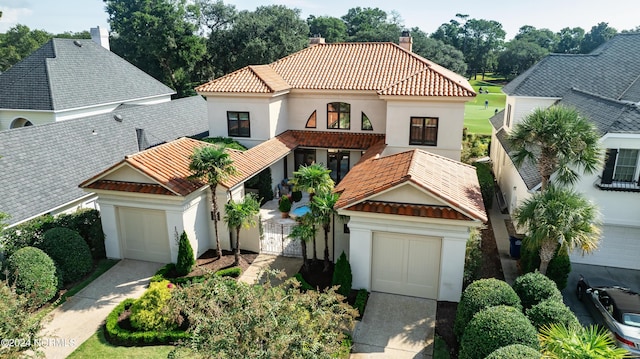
(0, 109), (54, 129)
(384, 99), (467, 160)
(506, 96), (558, 129)
(182, 192), (212, 258)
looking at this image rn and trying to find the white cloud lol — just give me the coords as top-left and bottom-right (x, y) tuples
(0, 7), (34, 32)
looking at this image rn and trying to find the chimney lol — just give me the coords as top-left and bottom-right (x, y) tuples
(399, 30), (412, 52)
(309, 34), (325, 47)
(90, 26), (110, 50)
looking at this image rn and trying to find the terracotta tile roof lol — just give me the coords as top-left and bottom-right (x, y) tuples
(196, 42), (474, 97)
(335, 149), (487, 222)
(345, 201), (473, 220)
(85, 180), (175, 196)
(288, 130), (386, 150)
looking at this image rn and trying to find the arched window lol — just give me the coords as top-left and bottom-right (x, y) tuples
(10, 118), (33, 128)
(305, 110), (316, 128)
(327, 102), (350, 129)
(361, 112), (373, 131)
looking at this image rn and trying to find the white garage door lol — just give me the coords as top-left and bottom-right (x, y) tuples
(570, 225), (640, 270)
(371, 232), (441, 299)
(118, 207), (171, 263)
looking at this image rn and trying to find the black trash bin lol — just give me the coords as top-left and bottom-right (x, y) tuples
(509, 235), (522, 259)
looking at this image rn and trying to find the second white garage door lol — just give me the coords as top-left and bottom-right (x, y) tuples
(118, 207), (171, 263)
(371, 232), (441, 299)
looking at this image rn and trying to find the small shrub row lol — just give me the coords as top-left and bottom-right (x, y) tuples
(214, 267), (242, 278)
(354, 289), (369, 318)
(104, 298), (189, 346)
(463, 228), (482, 287)
(332, 252), (352, 297)
(473, 162), (494, 209)
(293, 273), (314, 291)
(151, 263), (242, 285)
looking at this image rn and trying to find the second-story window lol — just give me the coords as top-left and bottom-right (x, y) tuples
(227, 111), (250, 137)
(327, 102), (350, 129)
(409, 117), (438, 146)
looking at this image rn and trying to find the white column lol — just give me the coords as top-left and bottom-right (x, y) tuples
(98, 203), (121, 259)
(349, 227), (372, 290)
(439, 234), (468, 302)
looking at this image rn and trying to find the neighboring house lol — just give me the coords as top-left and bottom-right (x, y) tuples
(81, 35), (486, 302)
(0, 33), (208, 227)
(490, 33), (640, 270)
(0, 35), (174, 130)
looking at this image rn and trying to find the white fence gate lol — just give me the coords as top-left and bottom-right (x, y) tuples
(260, 220), (302, 258)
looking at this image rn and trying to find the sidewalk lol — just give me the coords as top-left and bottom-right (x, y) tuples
(487, 201), (519, 285)
(39, 259), (161, 359)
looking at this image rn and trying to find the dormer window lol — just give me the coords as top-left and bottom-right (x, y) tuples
(327, 102), (350, 129)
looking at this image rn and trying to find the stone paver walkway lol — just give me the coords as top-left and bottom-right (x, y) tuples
(239, 253), (303, 285)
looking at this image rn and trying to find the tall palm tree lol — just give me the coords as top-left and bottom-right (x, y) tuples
(514, 185), (601, 274)
(289, 213), (315, 272)
(310, 190), (339, 272)
(508, 105), (602, 191)
(291, 163), (334, 263)
(189, 146), (237, 259)
(224, 194), (260, 266)
(539, 323), (632, 359)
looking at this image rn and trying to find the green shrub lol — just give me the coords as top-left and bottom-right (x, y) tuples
(332, 252), (352, 297)
(202, 136), (247, 150)
(520, 244), (571, 290)
(40, 227), (93, 284)
(0, 282), (42, 356)
(454, 278), (522, 340)
(215, 267), (242, 278)
(130, 280), (177, 331)
(463, 228), (482, 287)
(291, 190), (303, 203)
(150, 263), (176, 282)
(485, 344), (541, 359)
(7, 247), (59, 308)
(0, 215), (55, 259)
(526, 299), (580, 330)
(293, 273), (314, 290)
(105, 298), (189, 346)
(512, 271), (563, 309)
(279, 195), (292, 213)
(176, 231), (195, 276)
(473, 162), (494, 209)
(459, 305), (539, 359)
(354, 289), (369, 318)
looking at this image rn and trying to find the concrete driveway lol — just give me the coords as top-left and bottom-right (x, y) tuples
(351, 292), (436, 358)
(563, 262), (640, 326)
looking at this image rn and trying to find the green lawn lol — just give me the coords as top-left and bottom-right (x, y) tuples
(464, 79), (506, 135)
(67, 328), (174, 359)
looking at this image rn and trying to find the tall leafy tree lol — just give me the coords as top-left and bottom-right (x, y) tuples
(554, 27), (585, 54)
(104, 0), (206, 97)
(341, 7), (402, 42)
(514, 185), (600, 274)
(224, 193), (260, 266)
(463, 19), (506, 79)
(430, 13), (469, 50)
(411, 27), (467, 75)
(580, 22), (617, 53)
(514, 25), (558, 51)
(508, 105), (602, 191)
(0, 25), (52, 71)
(497, 39), (548, 79)
(307, 15), (347, 43)
(189, 146), (237, 259)
(539, 323), (631, 358)
(310, 191), (339, 272)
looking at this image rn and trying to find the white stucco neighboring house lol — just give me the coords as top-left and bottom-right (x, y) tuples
(490, 33), (640, 270)
(81, 35), (487, 302)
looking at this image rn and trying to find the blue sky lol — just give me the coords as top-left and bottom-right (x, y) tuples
(1, 0), (638, 39)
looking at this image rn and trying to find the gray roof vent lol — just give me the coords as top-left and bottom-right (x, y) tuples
(73, 40), (82, 47)
(114, 114), (123, 122)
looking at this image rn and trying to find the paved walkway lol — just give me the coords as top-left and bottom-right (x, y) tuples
(239, 253), (303, 285)
(39, 259), (162, 359)
(351, 292), (436, 358)
(488, 200), (519, 284)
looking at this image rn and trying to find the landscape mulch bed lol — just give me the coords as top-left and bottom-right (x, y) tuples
(161, 249), (259, 279)
(297, 260), (360, 306)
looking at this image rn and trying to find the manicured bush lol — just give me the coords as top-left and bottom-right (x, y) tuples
(512, 271), (563, 309)
(454, 278), (522, 340)
(473, 162), (494, 209)
(294, 273), (314, 290)
(6, 247), (59, 308)
(354, 289), (369, 318)
(459, 305), (539, 359)
(332, 252), (352, 297)
(40, 227), (93, 284)
(105, 298), (189, 346)
(150, 263), (176, 282)
(0, 215), (55, 259)
(215, 267), (242, 278)
(291, 190), (303, 203)
(520, 243), (571, 290)
(176, 231), (195, 276)
(279, 195), (292, 213)
(130, 280), (177, 332)
(463, 228), (482, 287)
(526, 299), (580, 330)
(485, 344), (541, 359)
(0, 282), (42, 356)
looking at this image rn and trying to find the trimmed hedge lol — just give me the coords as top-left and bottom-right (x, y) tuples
(354, 289), (369, 319)
(526, 299), (580, 330)
(150, 263), (241, 286)
(176, 232), (195, 276)
(512, 271), (563, 310)
(40, 227), (93, 284)
(454, 278), (522, 340)
(332, 252), (352, 297)
(7, 247), (59, 308)
(214, 267), (242, 278)
(459, 305), (539, 359)
(520, 243), (571, 290)
(463, 228), (482, 287)
(485, 344), (541, 359)
(105, 298), (189, 346)
(473, 162), (494, 209)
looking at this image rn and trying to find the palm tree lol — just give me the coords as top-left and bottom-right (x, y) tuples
(189, 146), (237, 259)
(514, 185), (601, 274)
(224, 194), (260, 266)
(310, 190), (339, 272)
(291, 163), (334, 263)
(539, 323), (632, 358)
(508, 105), (602, 191)
(289, 214), (315, 272)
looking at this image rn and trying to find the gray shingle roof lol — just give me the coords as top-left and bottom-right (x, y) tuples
(489, 109), (505, 130)
(495, 128), (541, 190)
(0, 96), (207, 226)
(0, 39), (175, 111)
(560, 88), (640, 135)
(503, 33), (640, 103)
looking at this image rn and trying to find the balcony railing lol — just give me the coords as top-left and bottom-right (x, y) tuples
(596, 178), (640, 192)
